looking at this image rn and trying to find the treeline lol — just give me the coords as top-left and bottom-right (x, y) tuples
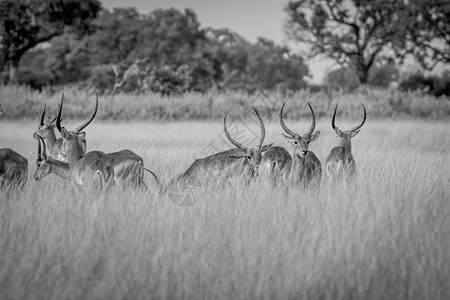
(1, 2), (308, 94)
(1, 0), (450, 97)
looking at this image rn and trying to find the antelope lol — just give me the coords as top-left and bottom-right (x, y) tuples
(34, 101), (68, 162)
(0, 103), (28, 190)
(34, 134), (160, 190)
(34, 134), (70, 181)
(55, 95), (115, 191)
(260, 145), (291, 185)
(107, 149), (162, 191)
(325, 103), (366, 180)
(276, 102), (322, 187)
(168, 107), (272, 189)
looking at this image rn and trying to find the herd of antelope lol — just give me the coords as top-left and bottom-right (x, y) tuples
(0, 95), (366, 194)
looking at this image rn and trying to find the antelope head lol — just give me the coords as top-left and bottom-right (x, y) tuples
(34, 102), (59, 137)
(56, 94), (98, 159)
(280, 102), (320, 158)
(331, 103), (366, 150)
(223, 107), (273, 178)
(33, 134), (51, 181)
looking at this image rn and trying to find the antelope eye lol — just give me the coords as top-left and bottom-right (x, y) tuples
(307, 141), (310, 145)
(293, 141), (298, 145)
(247, 156), (252, 160)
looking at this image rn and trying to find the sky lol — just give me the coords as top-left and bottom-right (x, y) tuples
(102, 0), (334, 83)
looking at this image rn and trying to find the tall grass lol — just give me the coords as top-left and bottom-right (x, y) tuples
(1, 85), (450, 121)
(1, 119), (449, 299)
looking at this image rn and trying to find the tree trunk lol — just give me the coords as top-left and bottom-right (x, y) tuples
(355, 64), (369, 85)
(8, 58), (20, 85)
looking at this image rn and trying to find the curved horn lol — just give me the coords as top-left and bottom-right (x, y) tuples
(307, 102), (316, 135)
(331, 103), (338, 130)
(40, 103), (46, 126)
(35, 134), (47, 160)
(279, 103), (296, 137)
(223, 113), (247, 151)
(75, 94), (98, 133)
(349, 103), (366, 132)
(56, 94), (64, 133)
(252, 106), (265, 148)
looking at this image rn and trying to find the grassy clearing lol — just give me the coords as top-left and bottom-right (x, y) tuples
(1, 119), (450, 299)
(1, 84), (450, 121)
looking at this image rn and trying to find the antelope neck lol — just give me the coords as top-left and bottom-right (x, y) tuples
(49, 158), (70, 179)
(288, 151), (306, 179)
(43, 129), (57, 149)
(66, 140), (84, 167)
(337, 138), (352, 152)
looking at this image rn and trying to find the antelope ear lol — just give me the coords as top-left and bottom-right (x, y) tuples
(81, 139), (87, 154)
(229, 154), (246, 160)
(77, 131), (86, 140)
(334, 127), (343, 137)
(310, 131), (320, 142)
(61, 127), (68, 138)
(281, 133), (293, 143)
(261, 143), (273, 152)
(350, 130), (361, 138)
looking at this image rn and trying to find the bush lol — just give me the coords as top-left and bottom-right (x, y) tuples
(18, 67), (54, 91)
(399, 73), (450, 97)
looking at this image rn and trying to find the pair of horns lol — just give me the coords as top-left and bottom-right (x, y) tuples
(280, 102), (316, 137)
(40, 103), (57, 126)
(56, 94), (98, 133)
(332, 103), (366, 132)
(34, 133), (47, 162)
(223, 106), (266, 151)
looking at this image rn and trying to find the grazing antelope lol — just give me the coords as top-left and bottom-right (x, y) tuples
(34, 135), (161, 191)
(0, 103), (28, 190)
(325, 103), (366, 180)
(260, 145), (291, 185)
(34, 101), (68, 162)
(277, 102), (322, 187)
(169, 107), (273, 189)
(34, 134), (70, 181)
(107, 149), (162, 190)
(55, 95), (114, 191)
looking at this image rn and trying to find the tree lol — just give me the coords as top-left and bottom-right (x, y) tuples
(246, 38), (309, 91)
(394, 0), (450, 69)
(284, 0), (406, 84)
(0, 0), (101, 84)
(324, 67), (360, 91)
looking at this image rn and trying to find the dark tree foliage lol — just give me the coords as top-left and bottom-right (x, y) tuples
(324, 67), (360, 91)
(394, 0), (450, 69)
(400, 72), (450, 97)
(39, 7), (310, 94)
(0, 0), (101, 83)
(285, 0), (406, 84)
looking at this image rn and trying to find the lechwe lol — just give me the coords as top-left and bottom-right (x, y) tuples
(0, 103), (28, 190)
(272, 102), (322, 187)
(325, 103), (366, 181)
(34, 135), (160, 191)
(34, 96), (86, 162)
(168, 107), (273, 190)
(55, 95), (114, 191)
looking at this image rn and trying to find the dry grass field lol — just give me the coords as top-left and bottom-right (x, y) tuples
(1, 118), (450, 299)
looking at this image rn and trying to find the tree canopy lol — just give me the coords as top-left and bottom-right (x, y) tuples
(0, 0), (101, 83)
(10, 6), (310, 94)
(285, 0), (406, 84)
